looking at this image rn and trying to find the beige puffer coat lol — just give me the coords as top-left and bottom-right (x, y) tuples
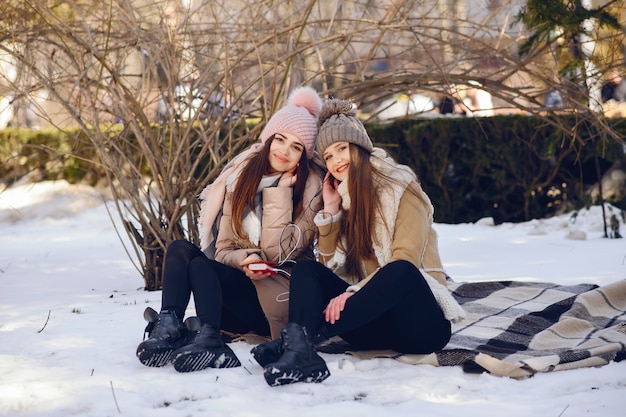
(214, 168), (323, 338)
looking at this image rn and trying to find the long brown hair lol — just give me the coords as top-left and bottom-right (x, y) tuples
(231, 135), (310, 240)
(337, 144), (382, 280)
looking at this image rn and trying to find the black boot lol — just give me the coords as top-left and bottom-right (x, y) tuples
(263, 323), (330, 386)
(171, 324), (241, 373)
(136, 308), (194, 367)
(250, 338), (283, 367)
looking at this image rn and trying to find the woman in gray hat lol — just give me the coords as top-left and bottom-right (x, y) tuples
(252, 98), (466, 386)
(136, 86), (324, 373)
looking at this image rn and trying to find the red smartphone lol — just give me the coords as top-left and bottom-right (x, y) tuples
(247, 262), (278, 272)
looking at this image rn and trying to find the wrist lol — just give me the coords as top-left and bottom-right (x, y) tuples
(323, 205), (340, 217)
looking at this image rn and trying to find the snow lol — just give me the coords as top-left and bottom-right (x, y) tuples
(1, 180), (625, 417)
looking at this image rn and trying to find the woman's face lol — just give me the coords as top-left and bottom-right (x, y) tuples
(268, 132), (305, 173)
(322, 141), (351, 182)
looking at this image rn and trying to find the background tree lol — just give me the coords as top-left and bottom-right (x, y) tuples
(515, 0), (622, 109)
(1, 0), (624, 288)
(515, 0), (624, 236)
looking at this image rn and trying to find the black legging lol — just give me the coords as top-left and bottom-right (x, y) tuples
(288, 260), (451, 354)
(160, 239), (270, 337)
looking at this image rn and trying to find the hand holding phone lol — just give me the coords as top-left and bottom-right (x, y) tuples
(322, 172), (341, 216)
(247, 262), (278, 272)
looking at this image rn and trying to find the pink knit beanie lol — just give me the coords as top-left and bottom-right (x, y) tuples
(260, 86), (323, 159)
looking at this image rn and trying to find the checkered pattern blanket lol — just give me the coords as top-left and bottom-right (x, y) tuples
(342, 279), (626, 378)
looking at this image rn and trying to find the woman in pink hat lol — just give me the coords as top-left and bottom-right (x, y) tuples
(136, 86), (324, 373)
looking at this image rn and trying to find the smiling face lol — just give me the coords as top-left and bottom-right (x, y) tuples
(268, 132), (305, 173)
(322, 141), (351, 182)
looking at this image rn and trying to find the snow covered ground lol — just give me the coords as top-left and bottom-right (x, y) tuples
(1, 180), (625, 417)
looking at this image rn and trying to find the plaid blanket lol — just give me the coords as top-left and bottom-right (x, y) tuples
(330, 279), (626, 379)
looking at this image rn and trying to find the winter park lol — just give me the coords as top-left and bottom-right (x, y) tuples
(2, 1), (626, 417)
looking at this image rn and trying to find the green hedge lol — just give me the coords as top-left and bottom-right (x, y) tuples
(2, 116), (625, 224)
(0, 126), (100, 185)
(368, 115), (626, 224)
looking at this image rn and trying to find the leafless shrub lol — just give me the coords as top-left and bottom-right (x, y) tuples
(1, 0), (624, 288)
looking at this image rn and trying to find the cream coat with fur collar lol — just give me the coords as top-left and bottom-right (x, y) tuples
(315, 148), (465, 322)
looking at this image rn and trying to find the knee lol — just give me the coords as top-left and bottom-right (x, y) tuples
(380, 260), (421, 286)
(292, 260), (320, 277)
(166, 239), (202, 262)
(383, 260), (417, 276)
(290, 260), (325, 293)
(167, 239), (192, 256)
(379, 260), (430, 292)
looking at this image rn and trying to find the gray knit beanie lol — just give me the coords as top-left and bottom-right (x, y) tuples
(316, 98), (373, 155)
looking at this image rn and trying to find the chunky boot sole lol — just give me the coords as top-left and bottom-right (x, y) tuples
(263, 361), (330, 386)
(172, 346), (241, 373)
(250, 339), (283, 367)
(136, 327), (197, 367)
(137, 346), (175, 367)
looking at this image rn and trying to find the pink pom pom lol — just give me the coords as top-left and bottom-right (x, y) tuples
(287, 86), (323, 117)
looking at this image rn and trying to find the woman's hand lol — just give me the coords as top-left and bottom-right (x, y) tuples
(278, 165), (298, 187)
(241, 254), (273, 281)
(322, 172), (341, 216)
(323, 291), (354, 324)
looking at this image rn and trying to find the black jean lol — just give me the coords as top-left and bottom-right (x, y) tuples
(160, 239), (270, 337)
(288, 260), (451, 354)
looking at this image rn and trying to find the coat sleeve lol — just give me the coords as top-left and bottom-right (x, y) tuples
(315, 212), (342, 266)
